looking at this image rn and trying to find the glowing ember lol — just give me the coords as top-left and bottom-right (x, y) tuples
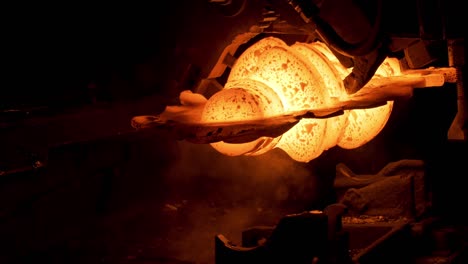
(200, 37), (401, 162)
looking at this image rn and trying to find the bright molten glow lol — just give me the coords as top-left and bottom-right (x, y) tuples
(202, 79), (284, 156)
(201, 37), (400, 162)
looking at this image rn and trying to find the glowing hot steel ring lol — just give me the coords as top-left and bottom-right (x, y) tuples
(201, 37), (400, 162)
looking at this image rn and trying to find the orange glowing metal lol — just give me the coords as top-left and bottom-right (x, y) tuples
(130, 37), (449, 161)
(131, 37), (450, 160)
(201, 37), (401, 162)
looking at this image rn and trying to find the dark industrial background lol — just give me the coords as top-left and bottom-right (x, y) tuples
(1, 1), (466, 263)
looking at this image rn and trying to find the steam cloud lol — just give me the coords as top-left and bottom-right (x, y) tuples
(155, 141), (323, 263)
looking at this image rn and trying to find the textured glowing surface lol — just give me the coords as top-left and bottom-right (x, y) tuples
(336, 59), (397, 149)
(201, 37), (400, 162)
(252, 45), (328, 162)
(291, 42), (349, 151)
(201, 78), (283, 156)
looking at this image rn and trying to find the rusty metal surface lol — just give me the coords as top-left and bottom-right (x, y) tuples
(337, 159), (428, 218)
